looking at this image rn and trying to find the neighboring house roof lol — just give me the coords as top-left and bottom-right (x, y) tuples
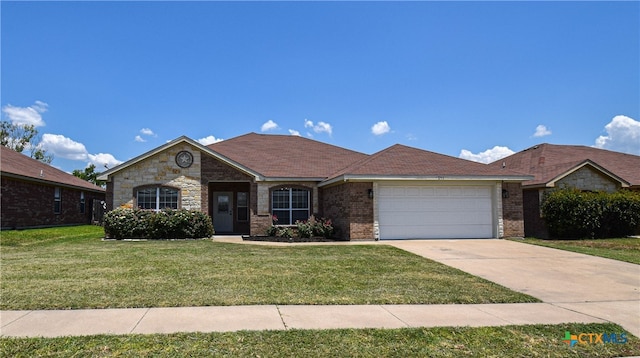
(322, 144), (532, 186)
(490, 143), (640, 189)
(1, 145), (105, 193)
(208, 133), (369, 179)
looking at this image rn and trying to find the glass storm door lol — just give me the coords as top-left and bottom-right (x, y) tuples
(213, 192), (233, 233)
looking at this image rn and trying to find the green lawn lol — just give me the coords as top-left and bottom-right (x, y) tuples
(512, 237), (640, 264)
(2, 323), (638, 358)
(0, 226), (537, 310)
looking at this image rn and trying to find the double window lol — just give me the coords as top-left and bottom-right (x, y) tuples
(136, 187), (179, 210)
(272, 187), (310, 225)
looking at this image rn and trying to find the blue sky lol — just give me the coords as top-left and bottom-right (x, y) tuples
(2, 1), (639, 173)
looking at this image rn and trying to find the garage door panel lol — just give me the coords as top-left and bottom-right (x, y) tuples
(378, 184), (494, 240)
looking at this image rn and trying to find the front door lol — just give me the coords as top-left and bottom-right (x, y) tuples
(213, 192), (233, 233)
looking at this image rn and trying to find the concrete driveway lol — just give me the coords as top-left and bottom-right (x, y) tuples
(386, 239), (640, 337)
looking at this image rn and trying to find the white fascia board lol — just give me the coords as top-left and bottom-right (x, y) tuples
(260, 177), (326, 182)
(319, 174), (533, 187)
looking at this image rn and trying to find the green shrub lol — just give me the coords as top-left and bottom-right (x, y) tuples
(542, 188), (640, 239)
(103, 208), (214, 239)
(295, 215), (335, 239)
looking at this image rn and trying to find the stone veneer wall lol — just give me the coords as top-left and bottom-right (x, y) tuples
(501, 182), (525, 238)
(556, 166), (620, 192)
(110, 144), (202, 210)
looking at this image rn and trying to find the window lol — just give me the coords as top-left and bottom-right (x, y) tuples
(80, 192), (85, 214)
(272, 187), (309, 225)
(237, 192), (248, 221)
(136, 187), (179, 210)
(54, 187), (61, 214)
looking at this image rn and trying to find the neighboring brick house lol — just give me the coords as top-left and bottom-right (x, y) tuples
(1, 145), (106, 229)
(490, 144), (640, 238)
(98, 133), (531, 240)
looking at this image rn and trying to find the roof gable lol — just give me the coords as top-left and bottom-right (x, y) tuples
(208, 133), (368, 179)
(98, 136), (261, 181)
(1, 146), (105, 192)
(491, 143), (640, 188)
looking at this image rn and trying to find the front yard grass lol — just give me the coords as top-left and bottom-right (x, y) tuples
(512, 237), (640, 265)
(2, 323), (638, 357)
(1, 226), (538, 310)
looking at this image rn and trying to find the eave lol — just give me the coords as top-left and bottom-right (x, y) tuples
(319, 174), (534, 187)
(1, 172), (105, 193)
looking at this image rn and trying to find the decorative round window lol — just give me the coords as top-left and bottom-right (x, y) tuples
(175, 151), (194, 168)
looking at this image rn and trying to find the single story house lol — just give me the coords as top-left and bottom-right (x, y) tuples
(97, 133), (532, 240)
(489, 143), (640, 238)
(1, 145), (106, 230)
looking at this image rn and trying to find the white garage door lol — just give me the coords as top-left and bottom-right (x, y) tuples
(378, 184), (494, 240)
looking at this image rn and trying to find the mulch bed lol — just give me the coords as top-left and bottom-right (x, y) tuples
(242, 235), (346, 243)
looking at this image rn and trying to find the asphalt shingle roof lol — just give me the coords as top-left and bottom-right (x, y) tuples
(331, 144), (529, 178)
(209, 134), (528, 180)
(1, 146), (105, 192)
(489, 143), (640, 188)
(208, 133), (369, 178)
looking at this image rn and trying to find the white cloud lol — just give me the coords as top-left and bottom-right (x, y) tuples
(314, 121), (332, 135)
(140, 128), (155, 136)
(594, 115), (640, 155)
(134, 135), (146, 143)
(2, 101), (48, 127)
(197, 135), (224, 145)
(304, 119), (332, 135)
(261, 120), (279, 132)
(40, 133), (123, 168)
(371, 121), (391, 136)
(40, 134), (89, 160)
(88, 153), (123, 169)
(533, 124), (552, 137)
(304, 119), (314, 128)
(459, 146), (515, 164)
(288, 129), (301, 136)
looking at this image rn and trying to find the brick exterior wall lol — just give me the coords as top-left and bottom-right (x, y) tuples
(322, 182), (374, 240)
(200, 154), (255, 224)
(109, 144), (202, 210)
(501, 182), (525, 237)
(523, 189), (547, 238)
(1, 177), (105, 229)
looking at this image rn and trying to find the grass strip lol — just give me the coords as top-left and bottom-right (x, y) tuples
(1, 323), (638, 357)
(512, 237), (640, 264)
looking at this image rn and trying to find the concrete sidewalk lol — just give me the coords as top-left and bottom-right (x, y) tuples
(1, 238), (638, 338)
(1, 303), (607, 338)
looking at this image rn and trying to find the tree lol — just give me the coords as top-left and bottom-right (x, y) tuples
(0, 120), (53, 163)
(72, 164), (106, 187)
